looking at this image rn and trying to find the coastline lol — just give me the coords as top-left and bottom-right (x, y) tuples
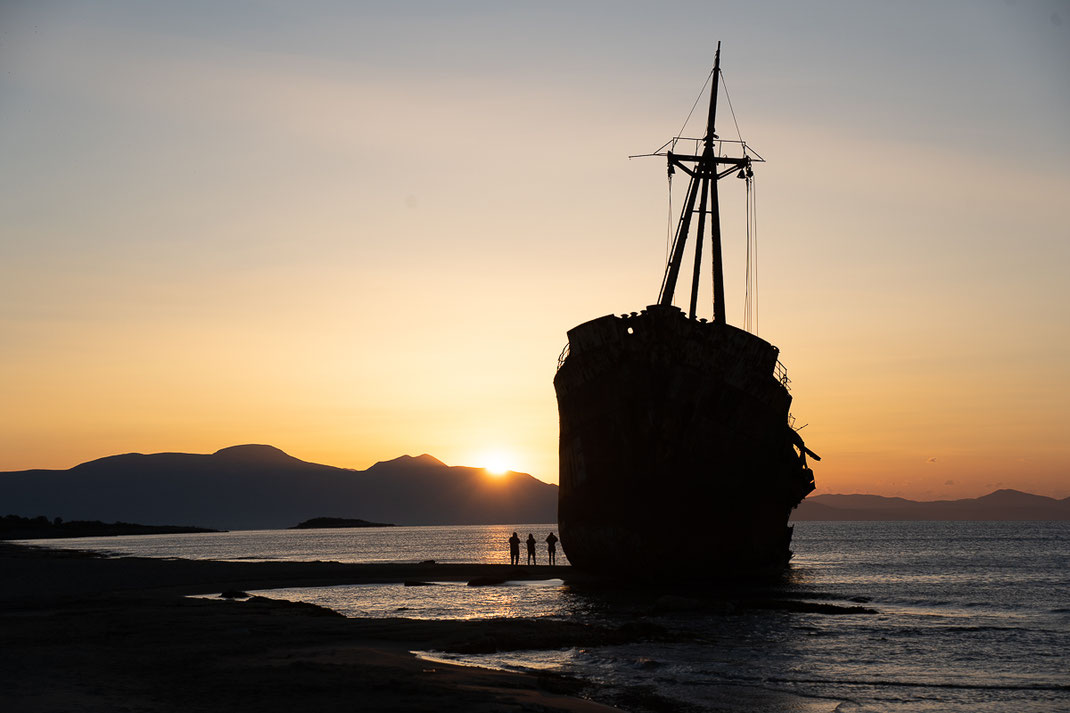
(1, 542), (623, 713)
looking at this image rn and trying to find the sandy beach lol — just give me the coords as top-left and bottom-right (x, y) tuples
(1, 542), (632, 713)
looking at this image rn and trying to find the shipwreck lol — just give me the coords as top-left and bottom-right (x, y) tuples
(553, 45), (818, 576)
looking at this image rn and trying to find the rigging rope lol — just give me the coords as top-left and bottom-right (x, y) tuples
(659, 70), (714, 300)
(744, 173), (752, 332)
(723, 69), (759, 332)
(742, 172), (760, 333)
(753, 172), (759, 335)
(720, 70), (745, 146)
(675, 68), (715, 143)
(666, 170), (673, 266)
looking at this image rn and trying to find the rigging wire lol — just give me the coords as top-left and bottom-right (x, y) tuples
(753, 172), (759, 335)
(658, 69), (713, 299)
(744, 173), (752, 332)
(666, 170), (673, 266)
(674, 68), (715, 144)
(723, 70), (759, 331)
(742, 171), (759, 333)
(720, 70), (745, 146)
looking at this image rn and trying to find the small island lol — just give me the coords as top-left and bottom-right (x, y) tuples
(289, 517), (394, 530)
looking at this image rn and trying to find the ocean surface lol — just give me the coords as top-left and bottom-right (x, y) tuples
(23, 521), (1070, 712)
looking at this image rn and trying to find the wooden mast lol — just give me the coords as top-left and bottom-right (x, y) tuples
(658, 42), (729, 324)
(706, 44), (726, 324)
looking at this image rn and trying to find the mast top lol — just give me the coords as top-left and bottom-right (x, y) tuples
(704, 41), (721, 150)
(644, 46), (765, 323)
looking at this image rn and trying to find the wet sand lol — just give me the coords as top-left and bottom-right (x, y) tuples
(1, 543), (624, 713)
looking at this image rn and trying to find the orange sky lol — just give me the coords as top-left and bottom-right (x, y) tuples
(1, 2), (1068, 499)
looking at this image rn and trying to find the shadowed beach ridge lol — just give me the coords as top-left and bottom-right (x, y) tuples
(1, 543), (628, 713)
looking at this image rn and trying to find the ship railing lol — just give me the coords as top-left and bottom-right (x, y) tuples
(775, 360), (791, 391)
(557, 342), (570, 372)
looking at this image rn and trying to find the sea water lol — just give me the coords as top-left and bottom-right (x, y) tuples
(20, 523), (560, 564)
(22, 521), (1070, 712)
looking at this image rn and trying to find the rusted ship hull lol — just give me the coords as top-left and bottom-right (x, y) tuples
(554, 305), (815, 577)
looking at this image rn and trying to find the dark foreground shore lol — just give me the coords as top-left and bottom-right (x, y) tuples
(1, 543), (624, 713)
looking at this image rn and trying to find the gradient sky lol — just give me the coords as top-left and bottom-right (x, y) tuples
(2, 1), (1068, 499)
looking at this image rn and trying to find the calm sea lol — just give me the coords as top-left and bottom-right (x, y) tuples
(23, 521), (1070, 712)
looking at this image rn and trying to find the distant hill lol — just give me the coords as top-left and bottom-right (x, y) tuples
(0, 445), (557, 530)
(0, 514), (220, 540)
(793, 489), (1070, 521)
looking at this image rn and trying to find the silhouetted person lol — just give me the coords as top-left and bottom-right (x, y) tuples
(508, 531), (521, 566)
(526, 533), (537, 565)
(545, 531), (558, 565)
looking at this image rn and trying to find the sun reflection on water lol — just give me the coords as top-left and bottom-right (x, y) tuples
(249, 578), (571, 621)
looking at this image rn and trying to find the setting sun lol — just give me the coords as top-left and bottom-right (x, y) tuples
(479, 450), (515, 476)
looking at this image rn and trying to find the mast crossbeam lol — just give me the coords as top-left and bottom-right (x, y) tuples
(669, 160), (750, 181)
(668, 153), (750, 166)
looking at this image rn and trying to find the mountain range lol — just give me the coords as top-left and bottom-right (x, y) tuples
(794, 489), (1070, 521)
(1, 445), (1067, 528)
(0, 445), (557, 530)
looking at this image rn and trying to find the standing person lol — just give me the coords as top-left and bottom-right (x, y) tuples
(508, 531), (521, 566)
(545, 531), (559, 565)
(526, 533), (537, 565)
